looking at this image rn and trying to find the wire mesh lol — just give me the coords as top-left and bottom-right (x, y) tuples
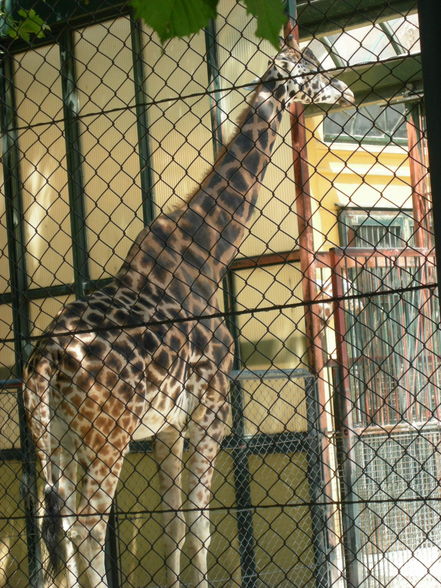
(0, 1), (438, 587)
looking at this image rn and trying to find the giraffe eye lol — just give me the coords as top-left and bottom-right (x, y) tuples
(276, 57), (293, 71)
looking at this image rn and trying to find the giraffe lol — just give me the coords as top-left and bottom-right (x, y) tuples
(23, 34), (354, 588)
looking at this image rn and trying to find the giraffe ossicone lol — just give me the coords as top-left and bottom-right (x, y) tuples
(24, 34), (353, 587)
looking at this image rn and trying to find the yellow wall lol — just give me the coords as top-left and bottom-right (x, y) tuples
(0, 463), (29, 588)
(305, 114), (412, 252)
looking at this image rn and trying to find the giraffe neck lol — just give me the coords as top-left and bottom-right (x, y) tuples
(116, 77), (287, 300)
(177, 78), (286, 272)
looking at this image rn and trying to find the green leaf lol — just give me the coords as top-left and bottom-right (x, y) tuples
(244, 0), (286, 49)
(6, 8), (50, 42)
(131, 0), (218, 43)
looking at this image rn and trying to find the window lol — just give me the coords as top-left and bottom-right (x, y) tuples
(324, 103), (407, 144)
(339, 209), (415, 249)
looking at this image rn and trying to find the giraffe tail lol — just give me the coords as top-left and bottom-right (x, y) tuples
(42, 485), (64, 574)
(23, 350), (64, 575)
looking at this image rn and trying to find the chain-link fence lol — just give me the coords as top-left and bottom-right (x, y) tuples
(0, 1), (438, 587)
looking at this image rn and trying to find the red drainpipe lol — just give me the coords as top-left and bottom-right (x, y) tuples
(285, 20), (342, 574)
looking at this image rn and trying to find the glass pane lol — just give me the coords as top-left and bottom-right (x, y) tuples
(242, 377), (307, 435)
(388, 14), (420, 54)
(325, 103), (407, 143)
(14, 44), (73, 288)
(141, 28), (214, 214)
(75, 18), (135, 115)
(350, 430), (441, 586)
(115, 452), (163, 586)
(217, 0), (274, 98)
(20, 125), (73, 288)
(340, 209), (415, 248)
(0, 306), (14, 380)
(250, 453), (315, 585)
(329, 24), (396, 65)
(14, 44), (63, 127)
(239, 116), (299, 257)
(80, 112), (143, 279)
(75, 18), (142, 279)
(116, 450), (240, 586)
(0, 386), (20, 449)
(302, 38), (336, 69)
(147, 97), (214, 215)
(357, 105), (384, 137)
(386, 104), (407, 139)
(235, 264), (307, 370)
(0, 463), (29, 585)
(323, 109), (353, 138)
(140, 27), (208, 103)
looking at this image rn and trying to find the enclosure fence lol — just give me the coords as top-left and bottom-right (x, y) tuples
(0, 1), (439, 587)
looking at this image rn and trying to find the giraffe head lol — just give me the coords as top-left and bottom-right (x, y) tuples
(268, 34), (354, 107)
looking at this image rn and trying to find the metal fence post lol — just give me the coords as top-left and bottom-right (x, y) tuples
(223, 270), (258, 588)
(0, 54), (43, 588)
(59, 30), (90, 298)
(418, 1), (441, 289)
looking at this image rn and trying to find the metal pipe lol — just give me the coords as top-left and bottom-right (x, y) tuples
(406, 101), (430, 250)
(285, 10), (335, 586)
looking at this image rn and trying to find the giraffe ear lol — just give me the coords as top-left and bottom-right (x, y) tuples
(285, 33), (301, 51)
(279, 34), (301, 55)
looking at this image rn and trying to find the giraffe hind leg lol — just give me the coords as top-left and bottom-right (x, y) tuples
(155, 428), (186, 588)
(42, 430), (80, 587)
(66, 481), (111, 587)
(55, 441), (81, 588)
(67, 444), (127, 588)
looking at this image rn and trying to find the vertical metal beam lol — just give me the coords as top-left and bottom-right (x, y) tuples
(59, 30), (89, 298)
(417, 0), (441, 289)
(406, 101), (430, 250)
(223, 271), (258, 588)
(130, 15), (155, 225)
(0, 54), (43, 588)
(305, 376), (330, 588)
(204, 19), (224, 156)
(284, 13), (337, 586)
(331, 249), (362, 588)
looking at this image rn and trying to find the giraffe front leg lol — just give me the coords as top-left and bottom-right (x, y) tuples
(186, 406), (227, 588)
(68, 513), (109, 588)
(155, 428), (186, 587)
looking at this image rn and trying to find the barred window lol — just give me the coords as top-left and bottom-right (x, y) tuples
(324, 103), (408, 143)
(338, 208), (415, 248)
